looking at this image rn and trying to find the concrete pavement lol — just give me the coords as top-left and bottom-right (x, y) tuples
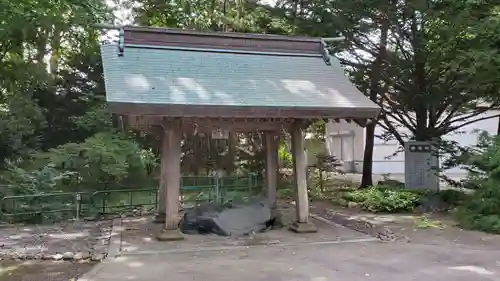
(77, 213), (500, 281)
(79, 240), (500, 281)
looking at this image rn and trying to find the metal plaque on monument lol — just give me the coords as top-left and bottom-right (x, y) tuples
(404, 141), (439, 191)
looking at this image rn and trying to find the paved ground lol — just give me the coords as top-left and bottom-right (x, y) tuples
(116, 216), (373, 255)
(77, 214), (500, 281)
(81, 238), (500, 281)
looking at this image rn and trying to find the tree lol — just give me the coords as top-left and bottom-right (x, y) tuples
(344, 1), (500, 144)
(328, 0), (500, 185)
(0, 0), (112, 162)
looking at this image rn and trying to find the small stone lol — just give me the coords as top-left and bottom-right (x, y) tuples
(23, 252), (36, 260)
(10, 252), (20, 260)
(91, 253), (105, 262)
(41, 253), (53, 260)
(73, 251), (91, 260)
(347, 201), (359, 208)
(82, 251), (91, 260)
(337, 198), (349, 206)
(73, 252), (83, 260)
(93, 246), (108, 254)
(52, 253), (63, 261)
(63, 252), (74, 260)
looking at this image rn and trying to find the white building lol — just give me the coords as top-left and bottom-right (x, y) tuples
(325, 110), (499, 179)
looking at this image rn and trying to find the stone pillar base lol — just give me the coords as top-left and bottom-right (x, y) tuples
(289, 221), (318, 233)
(153, 213), (166, 224)
(156, 228), (184, 241)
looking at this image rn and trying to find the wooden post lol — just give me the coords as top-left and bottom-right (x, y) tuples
(154, 134), (168, 223)
(289, 122), (317, 233)
(156, 122), (184, 241)
(265, 132), (279, 208)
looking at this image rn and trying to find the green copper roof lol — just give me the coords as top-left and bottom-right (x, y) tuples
(101, 44), (379, 118)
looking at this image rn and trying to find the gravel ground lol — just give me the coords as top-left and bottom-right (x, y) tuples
(0, 220), (113, 261)
(0, 260), (96, 281)
(310, 200), (500, 249)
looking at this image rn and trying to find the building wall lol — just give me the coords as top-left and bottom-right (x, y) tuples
(325, 120), (365, 173)
(324, 111), (499, 178)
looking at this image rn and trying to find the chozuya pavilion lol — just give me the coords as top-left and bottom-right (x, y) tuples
(100, 26), (380, 241)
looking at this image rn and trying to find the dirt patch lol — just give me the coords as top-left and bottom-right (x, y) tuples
(0, 220), (112, 261)
(382, 214), (500, 250)
(310, 200), (500, 250)
(310, 200), (406, 242)
(0, 260), (95, 281)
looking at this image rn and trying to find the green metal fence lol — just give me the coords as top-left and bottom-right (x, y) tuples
(0, 192), (93, 224)
(0, 174), (261, 223)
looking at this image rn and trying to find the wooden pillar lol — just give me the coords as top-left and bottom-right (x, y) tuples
(265, 132), (279, 208)
(153, 177), (167, 223)
(154, 134), (168, 224)
(156, 122), (184, 241)
(289, 122), (317, 233)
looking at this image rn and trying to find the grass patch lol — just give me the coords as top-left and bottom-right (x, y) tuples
(414, 215), (445, 229)
(342, 185), (422, 213)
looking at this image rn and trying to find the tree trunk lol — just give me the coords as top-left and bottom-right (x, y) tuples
(497, 116), (500, 135)
(360, 122), (375, 187)
(360, 14), (389, 188)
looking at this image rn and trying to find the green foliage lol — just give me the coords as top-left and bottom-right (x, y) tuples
(71, 103), (114, 135)
(1, 132), (158, 195)
(457, 180), (500, 233)
(0, 95), (46, 160)
(44, 132), (158, 191)
(436, 189), (469, 207)
(336, 0), (500, 144)
(343, 186), (422, 213)
(4, 161), (75, 195)
(456, 133), (500, 233)
(463, 132), (500, 182)
(0, 0), (497, 226)
(278, 142), (292, 168)
(277, 182), (294, 199)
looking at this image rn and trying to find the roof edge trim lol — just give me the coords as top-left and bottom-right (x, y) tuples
(107, 102), (381, 120)
(124, 26), (321, 43)
(123, 44), (324, 58)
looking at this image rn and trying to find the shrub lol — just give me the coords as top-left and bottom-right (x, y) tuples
(436, 189), (469, 206)
(457, 180), (500, 233)
(343, 185), (422, 212)
(454, 133), (500, 233)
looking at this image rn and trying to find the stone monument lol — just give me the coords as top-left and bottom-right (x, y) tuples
(404, 141), (439, 191)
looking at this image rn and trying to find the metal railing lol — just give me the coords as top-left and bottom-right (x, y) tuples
(0, 174), (261, 223)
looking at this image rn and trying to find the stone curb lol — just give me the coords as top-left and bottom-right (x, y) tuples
(106, 218), (123, 258)
(309, 213), (352, 229)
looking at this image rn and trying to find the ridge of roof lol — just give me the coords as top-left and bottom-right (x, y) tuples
(124, 26), (322, 43)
